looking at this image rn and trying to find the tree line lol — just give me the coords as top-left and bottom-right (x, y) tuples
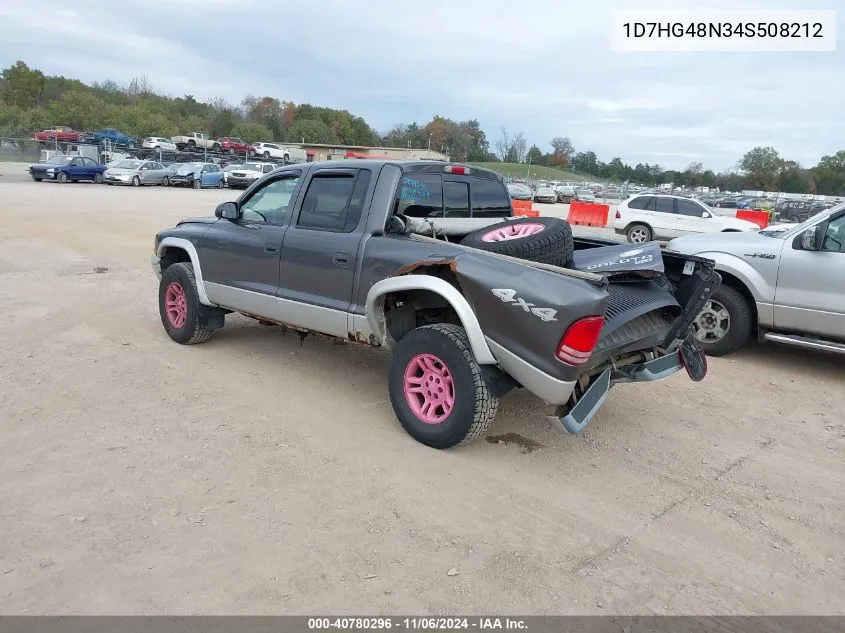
(2, 61), (844, 196)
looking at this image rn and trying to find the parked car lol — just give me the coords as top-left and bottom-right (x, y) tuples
(216, 137), (255, 156)
(172, 133), (220, 152)
(613, 194), (759, 242)
(91, 128), (137, 148)
(555, 185), (576, 203)
(33, 126), (84, 143)
(151, 159), (716, 449)
(251, 142), (305, 162)
(225, 162), (277, 189)
(142, 137), (178, 153)
(103, 159), (172, 186)
(167, 162), (225, 189)
(668, 204), (845, 356)
(506, 183), (533, 200)
(575, 189), (596, 203)
(533, 184), (557, 203)
(713, 197), (740, 208)
(28, 155), (106, 183)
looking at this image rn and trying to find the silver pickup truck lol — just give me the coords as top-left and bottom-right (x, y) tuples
(667, 204), (845, 356)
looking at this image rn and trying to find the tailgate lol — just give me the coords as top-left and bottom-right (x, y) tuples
(585, 254), (720, 369)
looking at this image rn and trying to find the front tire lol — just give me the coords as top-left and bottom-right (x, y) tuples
(192, 178), (201, 190)
(158, 263), (215, 345)
(388, 324), (498, 449)
(31, 175), (43, 182)
(132, 175), (140, 187)
(58, 172), (68, 184)
(626, 223), (652, 243)
(693, 285), (753, 356)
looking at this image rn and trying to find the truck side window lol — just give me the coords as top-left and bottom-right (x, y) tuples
(444, 181), (470, 217)
(395, 174), (443, 218)
(471, 179), (511, 217)
(298, 170), (371, 232)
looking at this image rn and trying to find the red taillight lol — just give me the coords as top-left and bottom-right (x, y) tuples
(556, 316), (605, 365)
(444, 165), (469, 175)
(615, 210), (622, 219)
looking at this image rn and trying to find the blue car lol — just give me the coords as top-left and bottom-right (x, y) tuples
(91, 128), (137, 148)
(167, 162), (226, 189)
(29, 155), (107, 183)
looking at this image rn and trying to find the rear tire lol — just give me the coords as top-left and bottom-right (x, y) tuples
(217, 178), (224, 189)
(162, 176), (169, 186)
(94, 172), (104, 184)
(158, 262), (215, 345)
(626, 223), (652, 243)
(460, 217), (574, 267)
(693, 285), (753, 357)
(388, 324), (498, 449)
(263, 151), (270, 159)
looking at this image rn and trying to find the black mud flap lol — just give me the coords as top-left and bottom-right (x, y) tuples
(680, 335), (708, 381)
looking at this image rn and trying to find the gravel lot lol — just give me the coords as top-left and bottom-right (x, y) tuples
(1, 162), (843, 615)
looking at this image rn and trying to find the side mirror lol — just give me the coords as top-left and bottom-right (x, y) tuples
(702, 211), (712, 219)
(801, 225), (822, 251)
(215, 201), (239, 220)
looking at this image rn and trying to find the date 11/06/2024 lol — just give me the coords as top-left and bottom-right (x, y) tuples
(307, 617), (528, 630)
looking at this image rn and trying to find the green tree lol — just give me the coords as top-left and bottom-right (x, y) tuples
(1, 61), (45, 109)
(740, 146), (783, 190)
(526, 145), (543, 165)
(46, 90), (109, 131)
(286, 118), (335, 144)
(210, 109), (239, 138)
(231, 122), (272, 143)
(811, 151), (845, 196)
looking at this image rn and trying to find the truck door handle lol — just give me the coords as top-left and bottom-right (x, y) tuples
(264, 243), (280, 254)
(332, 253), (350, 267)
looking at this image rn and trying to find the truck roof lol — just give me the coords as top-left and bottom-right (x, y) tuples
(299, 159), (503, 181)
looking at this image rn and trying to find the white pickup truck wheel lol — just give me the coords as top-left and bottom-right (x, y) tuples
(388, 324), (498, 449)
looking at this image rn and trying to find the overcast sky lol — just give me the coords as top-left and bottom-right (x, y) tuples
(1, 0), (843, 170)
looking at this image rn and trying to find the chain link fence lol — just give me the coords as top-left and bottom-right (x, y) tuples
(0, 138), (42, 162)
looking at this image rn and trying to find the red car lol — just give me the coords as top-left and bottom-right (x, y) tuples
(34, 126), (85, 143)
(216, 137), (254, 156)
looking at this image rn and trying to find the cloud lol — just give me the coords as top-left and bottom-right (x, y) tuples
(1, 0), (843, 169)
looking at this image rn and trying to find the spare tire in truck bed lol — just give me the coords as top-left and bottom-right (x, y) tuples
(460, 217), (574, 267)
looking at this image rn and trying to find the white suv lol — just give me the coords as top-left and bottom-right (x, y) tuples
(613, 194), (759, 243)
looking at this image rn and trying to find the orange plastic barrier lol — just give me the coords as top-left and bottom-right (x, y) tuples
(511, 199), (539, 217)
(735, 209), (769, 229)
(568, 201), (610, 227)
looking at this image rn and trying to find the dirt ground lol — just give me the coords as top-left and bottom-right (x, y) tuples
(0, 163), (843, 615)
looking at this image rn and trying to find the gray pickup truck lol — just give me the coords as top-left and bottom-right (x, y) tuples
(668, 204), (845, 356)
(151, 160), (719, 448)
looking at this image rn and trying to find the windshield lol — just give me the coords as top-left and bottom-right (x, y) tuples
(44, 156), (74, 165)
(240, 163), (266, 171)
(175, 163), (202, 175)
(115, 160), (142, 169)
(577, 190), (593, 196)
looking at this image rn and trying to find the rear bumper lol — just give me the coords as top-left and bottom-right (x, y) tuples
(548, 347), (685, 434)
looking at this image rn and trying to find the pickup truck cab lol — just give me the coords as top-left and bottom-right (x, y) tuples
(172, 132), (220, 152)
(667, 205), (845, 356)
(152, 160), (717, 448)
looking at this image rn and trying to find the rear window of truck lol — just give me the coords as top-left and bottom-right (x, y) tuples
(395, 174), (510, 219)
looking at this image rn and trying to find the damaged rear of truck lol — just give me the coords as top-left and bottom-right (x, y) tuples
(152, 159), (720, 449)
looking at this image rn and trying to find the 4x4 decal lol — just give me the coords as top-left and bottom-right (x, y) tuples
(491, 289), (558, 322)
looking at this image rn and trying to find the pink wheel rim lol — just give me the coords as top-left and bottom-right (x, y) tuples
(164, 281), (188, 328)
(480, 222), (545, 242)
(403, 353), (455, 424)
